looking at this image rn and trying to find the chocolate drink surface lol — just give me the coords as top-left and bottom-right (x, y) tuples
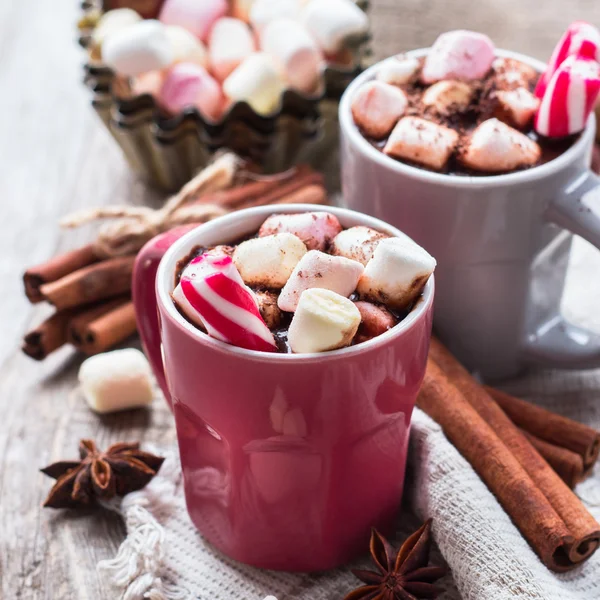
(171, 211), (436, 354)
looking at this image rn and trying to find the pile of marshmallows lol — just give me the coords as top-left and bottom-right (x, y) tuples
(172, 211), (436, 354)
(351, 23), (600, 173)
(93, 0), (369, 118)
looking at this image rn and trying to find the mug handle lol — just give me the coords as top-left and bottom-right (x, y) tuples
(132, 224), (198, 405)
(523, 170), (600, 368)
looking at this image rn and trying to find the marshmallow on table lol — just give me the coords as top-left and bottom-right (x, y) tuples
(535, 55), (600, 138)
(209, 18), (255, 82)
(258, 211), (342, 251)
(330, 226), (389, 265)
(494, 88), (540, 129)
(422, 80), (473, 114)
(288, 288), (361, 353)
(250, 0), (301, 32)
(353, 301), (397, 344)
(93, 8), (142, 52)
(301, 0), (369, 55)
(223, 53), (286, 115)
(351, 81), (408, 139)
(159, 63), (223, 120)
(102, 20), (174, 76)
(384, 117), (459, 171)
(174, 253), (276, 352)
(421, 30), (495, 84)
(278, 250), (364, 312)
(535, 21), (600, 99)
(233, 233), (307, 289)
(165, 25), (208, 66)
(492, 58), (538, 90)
(261, 18), (322, 95)
(79, 349), (154, 414)
(460, 118), (541, 172)
(357, 237), (436, 310)
(375, 55), (420, 86)
(159, 0), (228, 41)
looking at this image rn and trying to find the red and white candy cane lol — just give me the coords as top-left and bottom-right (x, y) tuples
(177, 253), (277, 352)
(535, 21), (600, 99)
(534, 55), (600, 138)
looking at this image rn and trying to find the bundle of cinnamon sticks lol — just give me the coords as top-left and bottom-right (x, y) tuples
(22, 163), (328, 361)
(418, 338), (600, 572)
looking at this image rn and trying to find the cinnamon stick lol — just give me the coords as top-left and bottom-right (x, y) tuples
(522, 430), (585, 489)
(67, 296), (130, 347)
(485, 386), (600, 471)
(430, 338), (600, 570)
(22, 310), (76, 360)
(39, 256), (135, 310)
(273, 184), (328, 206)
(71, 301), (137, 355)
(417, 360), (574, 570)
(23, 245), (99, 303)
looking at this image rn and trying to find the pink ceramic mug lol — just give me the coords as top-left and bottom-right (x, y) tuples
(132, 204), (434, 572)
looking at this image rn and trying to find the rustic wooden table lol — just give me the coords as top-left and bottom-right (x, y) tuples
(2, 1), (600, 598)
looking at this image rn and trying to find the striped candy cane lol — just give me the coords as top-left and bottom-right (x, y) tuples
(534, 55), (600, 138)
(535, 21), (600, 99)
(175, 253), (277, 352)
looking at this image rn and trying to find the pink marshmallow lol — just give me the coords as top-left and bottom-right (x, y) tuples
(258, 211), (342, 251)
(278, 250), (364, 312)
(209, 18), (256, 82)
(131, 70), (165, 98)
(535, 21), (600, 99)
(422, 30), (495, 83)
(159, 62), (223, 120)
(535, 55), (600, 138)
(460, 118), (541, 172)
(159, 0), (228, 42)
(351, 81), (408, 139)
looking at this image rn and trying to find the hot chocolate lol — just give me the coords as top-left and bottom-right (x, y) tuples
(172, 211), (436, 353)
(350, 27), (600, 176)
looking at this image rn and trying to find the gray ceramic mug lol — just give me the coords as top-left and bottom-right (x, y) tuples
(339, 49), (600, 380)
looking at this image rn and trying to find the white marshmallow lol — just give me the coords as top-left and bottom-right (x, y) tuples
(165, 25), (208, 66)
(233, 233), (307, 289)
(287, 288), (361, 353)
(330, 226), (390, 265)
(357, 237), (436, 310)
(351, 81), (408, 139)
(261, 18), (322, 94)
(422, 30), (495, 83)
(301, 0), (369, 55)
(103, 20), (174, 76)
(278, 250), (364, 312)
(258, 211), (342, 251)
(460, 118), (541, 172)
(422, 80), (473, 114)
(494, 87), (540, 129)
(79, 349), (154, 414)
(250, 0), (301, 31)
(223, 52), (286, 115)
(93, 8), (142, 51)
(209, 18), (255, 82)
(375, 55), (420, 86)
(384, 117), (459, 171)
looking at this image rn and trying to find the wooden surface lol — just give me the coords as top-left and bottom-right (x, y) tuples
(1, 1), (600, 598)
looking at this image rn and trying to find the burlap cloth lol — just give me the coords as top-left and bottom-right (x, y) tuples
(93, 236), (600, 600)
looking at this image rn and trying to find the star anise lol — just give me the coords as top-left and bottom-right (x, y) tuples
(344, 520), (446, 600)
(41, 439), (165, 509)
